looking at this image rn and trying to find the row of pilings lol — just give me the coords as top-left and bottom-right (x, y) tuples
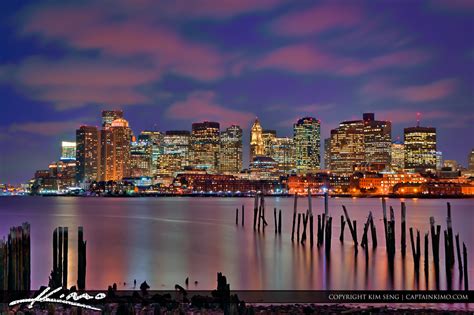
(235, 194), (469, 291)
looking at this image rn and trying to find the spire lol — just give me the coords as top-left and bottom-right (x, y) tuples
(416, 112), (421, 127)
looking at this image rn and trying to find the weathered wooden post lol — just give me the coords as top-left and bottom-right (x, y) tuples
(63, 227), (68, 288)
(382, 198), (388, 248)
(463, 243), (468, 291)
(410, 228), (419, 273)
(446, 203), (454, 267)
(342, 205), (358, 247)
(274, 208), (277, 233)
(401, 202), (406, 257)
(324, 191), (328, 217)
(339, 215), (345, 242)
(310, 214), (314, 246)
(291, 194), (297, 241)
(301, 211), (308, 244)
(424, 233), (429, 280)
(77, 227), (86, 290)
(455, 234), (462, 275)
(235, 208), (239, 225)
(325, 216), (332, 256)
(253, 194), (258, 230)
(369, 213), (377, 248)
(53, 228), (58, 277)
(353, 220), (358, 251)
(58, 227), (63, 286)
(241, 205), (244, 226)
(297, 213), (301, 242)
(430, 217), (440, 269)
(278, 210), (282, 234)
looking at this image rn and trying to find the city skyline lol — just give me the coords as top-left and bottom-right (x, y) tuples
(1, 0), (473, 184)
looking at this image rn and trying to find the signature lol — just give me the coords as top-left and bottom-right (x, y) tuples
(9, 286), (106, 311)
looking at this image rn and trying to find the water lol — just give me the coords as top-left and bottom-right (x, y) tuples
(0, 196), (472, 293)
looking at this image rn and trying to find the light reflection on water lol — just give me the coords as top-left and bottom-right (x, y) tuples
(0, 196), (472, 295)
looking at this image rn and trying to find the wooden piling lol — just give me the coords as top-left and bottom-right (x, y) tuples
(410, 228), (419, 272)
(309, 214), (314, 246)
(325, 216), (332, 256)
(430, 217), (440, 268)
(382, 198), (388, 248)
(241, 205), (244, 226)
(258, 204), (262, 230)
(401, 202), (406, 257)
(253, 194), (258, 230)
(424, 233), (429, 279)
(274, 208), (277, 233)
(324, 192), (328, 217)
(455, 233), (462, 274)
(307, 187), (312, 215)
(297, 213), (301, 242)
(63, 227), (68, 288)
(58, 227), (63, 285)
(291, 194), (297, 241)
(53, 228), (58, 276)
(463, 243), (468, 291)
(342, 205), (358, 246)
(278, 210), (282, 234)
(361, 213), (371, 248)
(235, 208), (239, 225)
(77, 226), (86, 290)
(446, 203), (454, 267)
(353, 220), (358, 248)
(339, 215), (345, 242)
(301, 211), (308, 244)
(369, 213), (377, 248)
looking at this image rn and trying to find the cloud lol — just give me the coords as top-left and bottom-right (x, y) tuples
(270, 2), (363, 37)
(166, 91), (255, 127)
(361, 78), (458, 103)
(255, 44), (430, 76)
(8, 118), (93, 136)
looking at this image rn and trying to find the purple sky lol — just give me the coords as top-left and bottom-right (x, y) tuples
(0, 0), (473, 184)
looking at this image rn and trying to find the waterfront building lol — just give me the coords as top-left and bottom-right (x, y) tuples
(444, 160), (461, 171)
(329, 119), (365, 174)
(219, 125), (243, 173)
(271, 137), (296, 173)
(130, 136), (152, 177)
(404, 125), (437, 172)
(48, 160), (77, 190)
(391, 141), (405, 172)
(101, 110), (123, 128)
(191, 121), (220, 172)
(293, 117), (321, 174)
(140, 130), (164, 175)
(100, 118), (132, 181)
(250, 118), (264, 163)
(324, 138), (331, 170)
(60, 141), (76, 161)
(249, 156), (278, 179)
(75, 126), (100, 183)
(262, 129), (276, 157)
(363, 113), (391, 167)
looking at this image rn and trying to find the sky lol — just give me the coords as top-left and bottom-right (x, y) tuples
(0, 0), (473, 184)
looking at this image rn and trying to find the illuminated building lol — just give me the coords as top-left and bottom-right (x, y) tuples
(101, 110), (123, 128)
(271, 137), (296, 173)
(130, 136), (152, 177)
(436, 151), (443, 171)
(48, 160), (77, 190)
(329, 119), (364, 174)
(444, 160), (460, 171)
(249, 156), (278, 179)
(404, 125), (437, 172)
(140, 130), (163, 175)
(293, 117), (321, 173)
(363, 113), (391, 166)
(191, 121), (220, 172)
(324, 138), (331, 169)
(219, 125), (243, 173)
(159, 130), (191, 175)
(262, 129), (276, 157)
(250, 118), (264, 163)
(391, 141), (405, 172)
(60, 141), (76, 161)
(469, 149), (474, 170)
(75, 126), (100, 183)
(100, 118), (132, 181)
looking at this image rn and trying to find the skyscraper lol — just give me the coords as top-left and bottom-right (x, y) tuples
(293, 117), (321, 174)
(329, 119), (365, 174)
(404, 126), (437, 172)
(271, 137), (296, 173)
(262, 129), (276, 157)
(391, 141), (404, 172)
(75, 126), (100, 183)
(363, 113), (392, 166)
(130, 135), (152, 177)
(219, 125), (243, 173)
(140, 130), (163, 175)
(250, 118), (264, 163)
(191, 121), (220, 172)
(100, 118), (132, 181)
(101, 110), (123, 128)
(469, 149), (474, 171)
(324, 138), (331, 170)
(61, 141), (76, 161)
(159, 130), (190, 175)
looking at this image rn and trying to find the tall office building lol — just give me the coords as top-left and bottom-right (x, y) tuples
(391, 141), (405, 172)
(329, 119), (365, 174)
(404, 125), (437, 172)
(324, 138), (331, 170)
(191, 121), (220, 172)
(219, 125), (243, 173)
(363, 113), (391, 166)
(100, 118), (132, 181)
(262, 130), (276, 157)
(101, 110), (123, 128)
(271, 137), (296, 173)
(61, 141), (76, 161)
(159, 130), (191, 175)
(130, 135), (152, 177)
(250, 118), (264, 163)
(293, 117), (321, 174)
(140, 130), (163, 175)
(469, 149), (474, 171)
(75, 126), (100, 183)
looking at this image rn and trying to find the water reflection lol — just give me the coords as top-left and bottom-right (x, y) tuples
(0, 196), (472, 293)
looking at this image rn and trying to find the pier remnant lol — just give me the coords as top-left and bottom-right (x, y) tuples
(77, 226), (87, 290)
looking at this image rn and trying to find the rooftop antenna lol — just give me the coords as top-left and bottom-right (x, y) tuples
(416, 112), (421, 127)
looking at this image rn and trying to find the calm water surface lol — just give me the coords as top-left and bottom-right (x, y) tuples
(0, 197), (472, 294)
